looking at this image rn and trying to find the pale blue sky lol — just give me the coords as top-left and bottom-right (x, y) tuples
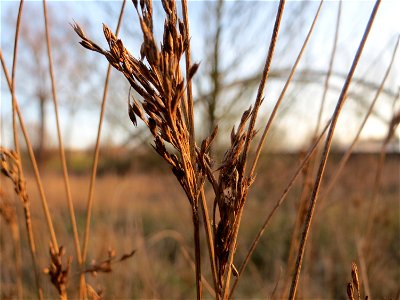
(1, 1), (399, 150)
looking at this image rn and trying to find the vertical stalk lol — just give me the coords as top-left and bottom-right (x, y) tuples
(230, 119), (331, 298)
(192, 206), (203, 300)
(223, 1), (286, 297)
(81, 0), (126, 265)
(322, 36), (399, 199)
(10, 0), (24, 157)
(289, 2), (381, 298)
(42, 0), (83, 270)
(200, 189), (219, 298)
(10, 1), (24, 297)
(42, 1), (85, 298)
(1, 51), (50, 300)
(249, 0), (324, 177)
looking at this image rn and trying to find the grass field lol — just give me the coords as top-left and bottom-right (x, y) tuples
(1, 152), (398, 299)
(1, 1), (399, 299)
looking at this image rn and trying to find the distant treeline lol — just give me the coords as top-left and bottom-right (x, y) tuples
(19, 147), (399, 176)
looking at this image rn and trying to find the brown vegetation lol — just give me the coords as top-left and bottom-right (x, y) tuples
(1, 0), (399, 299)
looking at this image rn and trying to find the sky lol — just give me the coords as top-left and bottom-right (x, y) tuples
(1, 0), (399, 151)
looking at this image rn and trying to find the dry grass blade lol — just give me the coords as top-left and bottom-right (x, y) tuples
(80, 0), (126, 265)
(10, 0), (24, 157)
(42, 7), (85, 298)
(288, 2), (381, 299)
(230, 117), (331, 296)
(314, 0), (341, 135)
(322, 35), (399, 200)
(1, 49), (59, 253)
(229, 1), (323, 295)
(249, 0), (323, 177)
(217, 2), (286, 297)
(361, 87), (399, 296)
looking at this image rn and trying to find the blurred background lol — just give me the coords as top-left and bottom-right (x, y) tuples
(0, 1), (399, 299)
(1, 1), (399, 155)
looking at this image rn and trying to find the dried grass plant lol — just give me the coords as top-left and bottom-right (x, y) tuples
(72, 0), (382, 299)
(1, 0), (395, 299)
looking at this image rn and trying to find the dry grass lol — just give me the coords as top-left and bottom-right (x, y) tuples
(1, 0), (398, 299)
(1, 154), (398, 298)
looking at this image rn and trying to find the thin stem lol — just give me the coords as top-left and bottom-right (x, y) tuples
(230, 118), (331, 297)
(322, 35), (399, 200)
(223, 2), (286, 298)
(363, 88), (399, 268)
(42, 0), (83, 265)
(249, 0), (324, 178)
(11, 0), (24, 156)
(240, 0), (285, 173)
(1, 49), (59, 251)
(81, 0), (126, 262)
(288, 2), (381, 298)
(200, 189), (219, 299)
(43, 2), (85, 298)
(1, 53), (45, 300)
(10, 1), (24, 297)
(192, 207), (203, 300)
(314, 0), (341, 136)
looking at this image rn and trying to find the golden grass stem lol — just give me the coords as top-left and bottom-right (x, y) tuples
(1, 52), (59, 249)
(192, 207), (203, 300)
(11, 0), (24, 157)
(224, 2), (286, 297)
(2, 50), (61, 300)
(362, 87), (399, 275)
(43, 1), (85, 297)
(42, 0), (83, 266)
(314, 0), (341, 136)
(249, 0), (323, 178)
(81, 0), (126, 264)
(200, 188), (219, 299)
(10, 1), (24, 297)
(280, 4), (340, 296)
(322, 35), (399, 200)
(288, 2), (381, 298)
(240, 0), (285, 174)
(230, 118), (331, 297)
(356, 239), (371, 298)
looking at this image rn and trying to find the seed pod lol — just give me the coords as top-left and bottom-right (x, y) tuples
(128, 104), (137, 126)
(188, 63), (200, 81)
(347, 282), (355, 300)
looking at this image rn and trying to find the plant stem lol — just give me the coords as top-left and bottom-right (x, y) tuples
(200, 189), (219, 298)
(249, 0), (323, 178)
(192, 206), (203, 300)
(230, 118), (331, 297)
(81, 0), (126, 262)
(288, 2), (381, 298)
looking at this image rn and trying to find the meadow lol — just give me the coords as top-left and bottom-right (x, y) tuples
(1, 152), (399, 298)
